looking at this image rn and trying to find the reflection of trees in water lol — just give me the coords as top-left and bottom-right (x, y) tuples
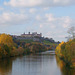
(0, 57), (16, 75)
(55, 56), (75, 75)
(26, 54), (55, 62)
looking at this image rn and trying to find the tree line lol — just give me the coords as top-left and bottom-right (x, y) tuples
(0, 33), (47, 58)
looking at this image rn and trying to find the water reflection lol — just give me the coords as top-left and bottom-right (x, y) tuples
(0, 57), (16, 75)
(11, 54), (59, 75)
(56, 56), (75, 75)
(0, 51), (74, 75)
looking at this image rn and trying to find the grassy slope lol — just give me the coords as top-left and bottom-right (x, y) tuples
(16, 39), (57, 46)
(43, 40), (57, 46)
(16, 39), (33, 43)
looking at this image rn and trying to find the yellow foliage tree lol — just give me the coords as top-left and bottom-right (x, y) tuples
(0, 33), (15, 48)
(55, 39), (75, 68)
(55, 41), (65, 57)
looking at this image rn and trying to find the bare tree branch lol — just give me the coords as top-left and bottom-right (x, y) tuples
(67, 26), (75, 39)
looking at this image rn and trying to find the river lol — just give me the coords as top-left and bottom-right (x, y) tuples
(0, 51), (75, 75)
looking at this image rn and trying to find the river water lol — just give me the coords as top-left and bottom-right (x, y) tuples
(0, 51), (75, 75)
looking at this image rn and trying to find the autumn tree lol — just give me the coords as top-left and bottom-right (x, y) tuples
(0, 34), (17, 58)
(55, 39), (75, 68)
(0, 33), (15, 48)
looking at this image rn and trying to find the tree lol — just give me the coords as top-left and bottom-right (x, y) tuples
(67, 26), (75, 39)
(0, 33), (15, 48)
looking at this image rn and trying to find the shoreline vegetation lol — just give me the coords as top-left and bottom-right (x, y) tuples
(0, 33), (56, 59)
(55, 39), (75, 69)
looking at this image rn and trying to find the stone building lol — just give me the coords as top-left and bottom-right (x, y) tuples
(21, 32), (42, 38)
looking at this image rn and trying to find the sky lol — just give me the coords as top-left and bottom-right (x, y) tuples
(0, 0), (75, 42)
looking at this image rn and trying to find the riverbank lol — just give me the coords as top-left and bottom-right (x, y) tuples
(55, 39), (75, 69)
(0, 43), (48, 59)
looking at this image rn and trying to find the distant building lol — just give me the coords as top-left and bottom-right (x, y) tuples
(12, 32), (42, 42)
(21, 32), (42, 38)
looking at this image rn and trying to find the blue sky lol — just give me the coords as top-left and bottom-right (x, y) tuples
(0, 0), (75, 42)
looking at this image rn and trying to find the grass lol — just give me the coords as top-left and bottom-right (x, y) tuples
(16, 39), (33, 43)
(16, 39), (57, 46)
(43, 40), (57, 46)
(16, 39), (40, 44)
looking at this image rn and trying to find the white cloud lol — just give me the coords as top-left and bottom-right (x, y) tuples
(40, 24), (43, 28)
(50, 25), (56, 28)
(19, 9), (26, 14)
(45, 14), (55, 22)
(36, 15), (41, 20)
(4, 0), (75, 7)
(0, 12), (31, 26)
(0, 7), (4, 10)
(62, 16), (71, 28)
(35, 13), (73, 31)
(43, 7), (49, 10)
(29, 8), (37, 13)
(4, 0), (42, 7)
(58, 35), (66, 38)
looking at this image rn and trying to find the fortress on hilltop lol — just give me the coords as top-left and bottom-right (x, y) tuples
(12, 32), (56, 43)
(21, 32), (42, 38)
(12, 32), (42, 42)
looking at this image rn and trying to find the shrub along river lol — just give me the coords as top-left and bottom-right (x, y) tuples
(0, 51), (75, 75)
